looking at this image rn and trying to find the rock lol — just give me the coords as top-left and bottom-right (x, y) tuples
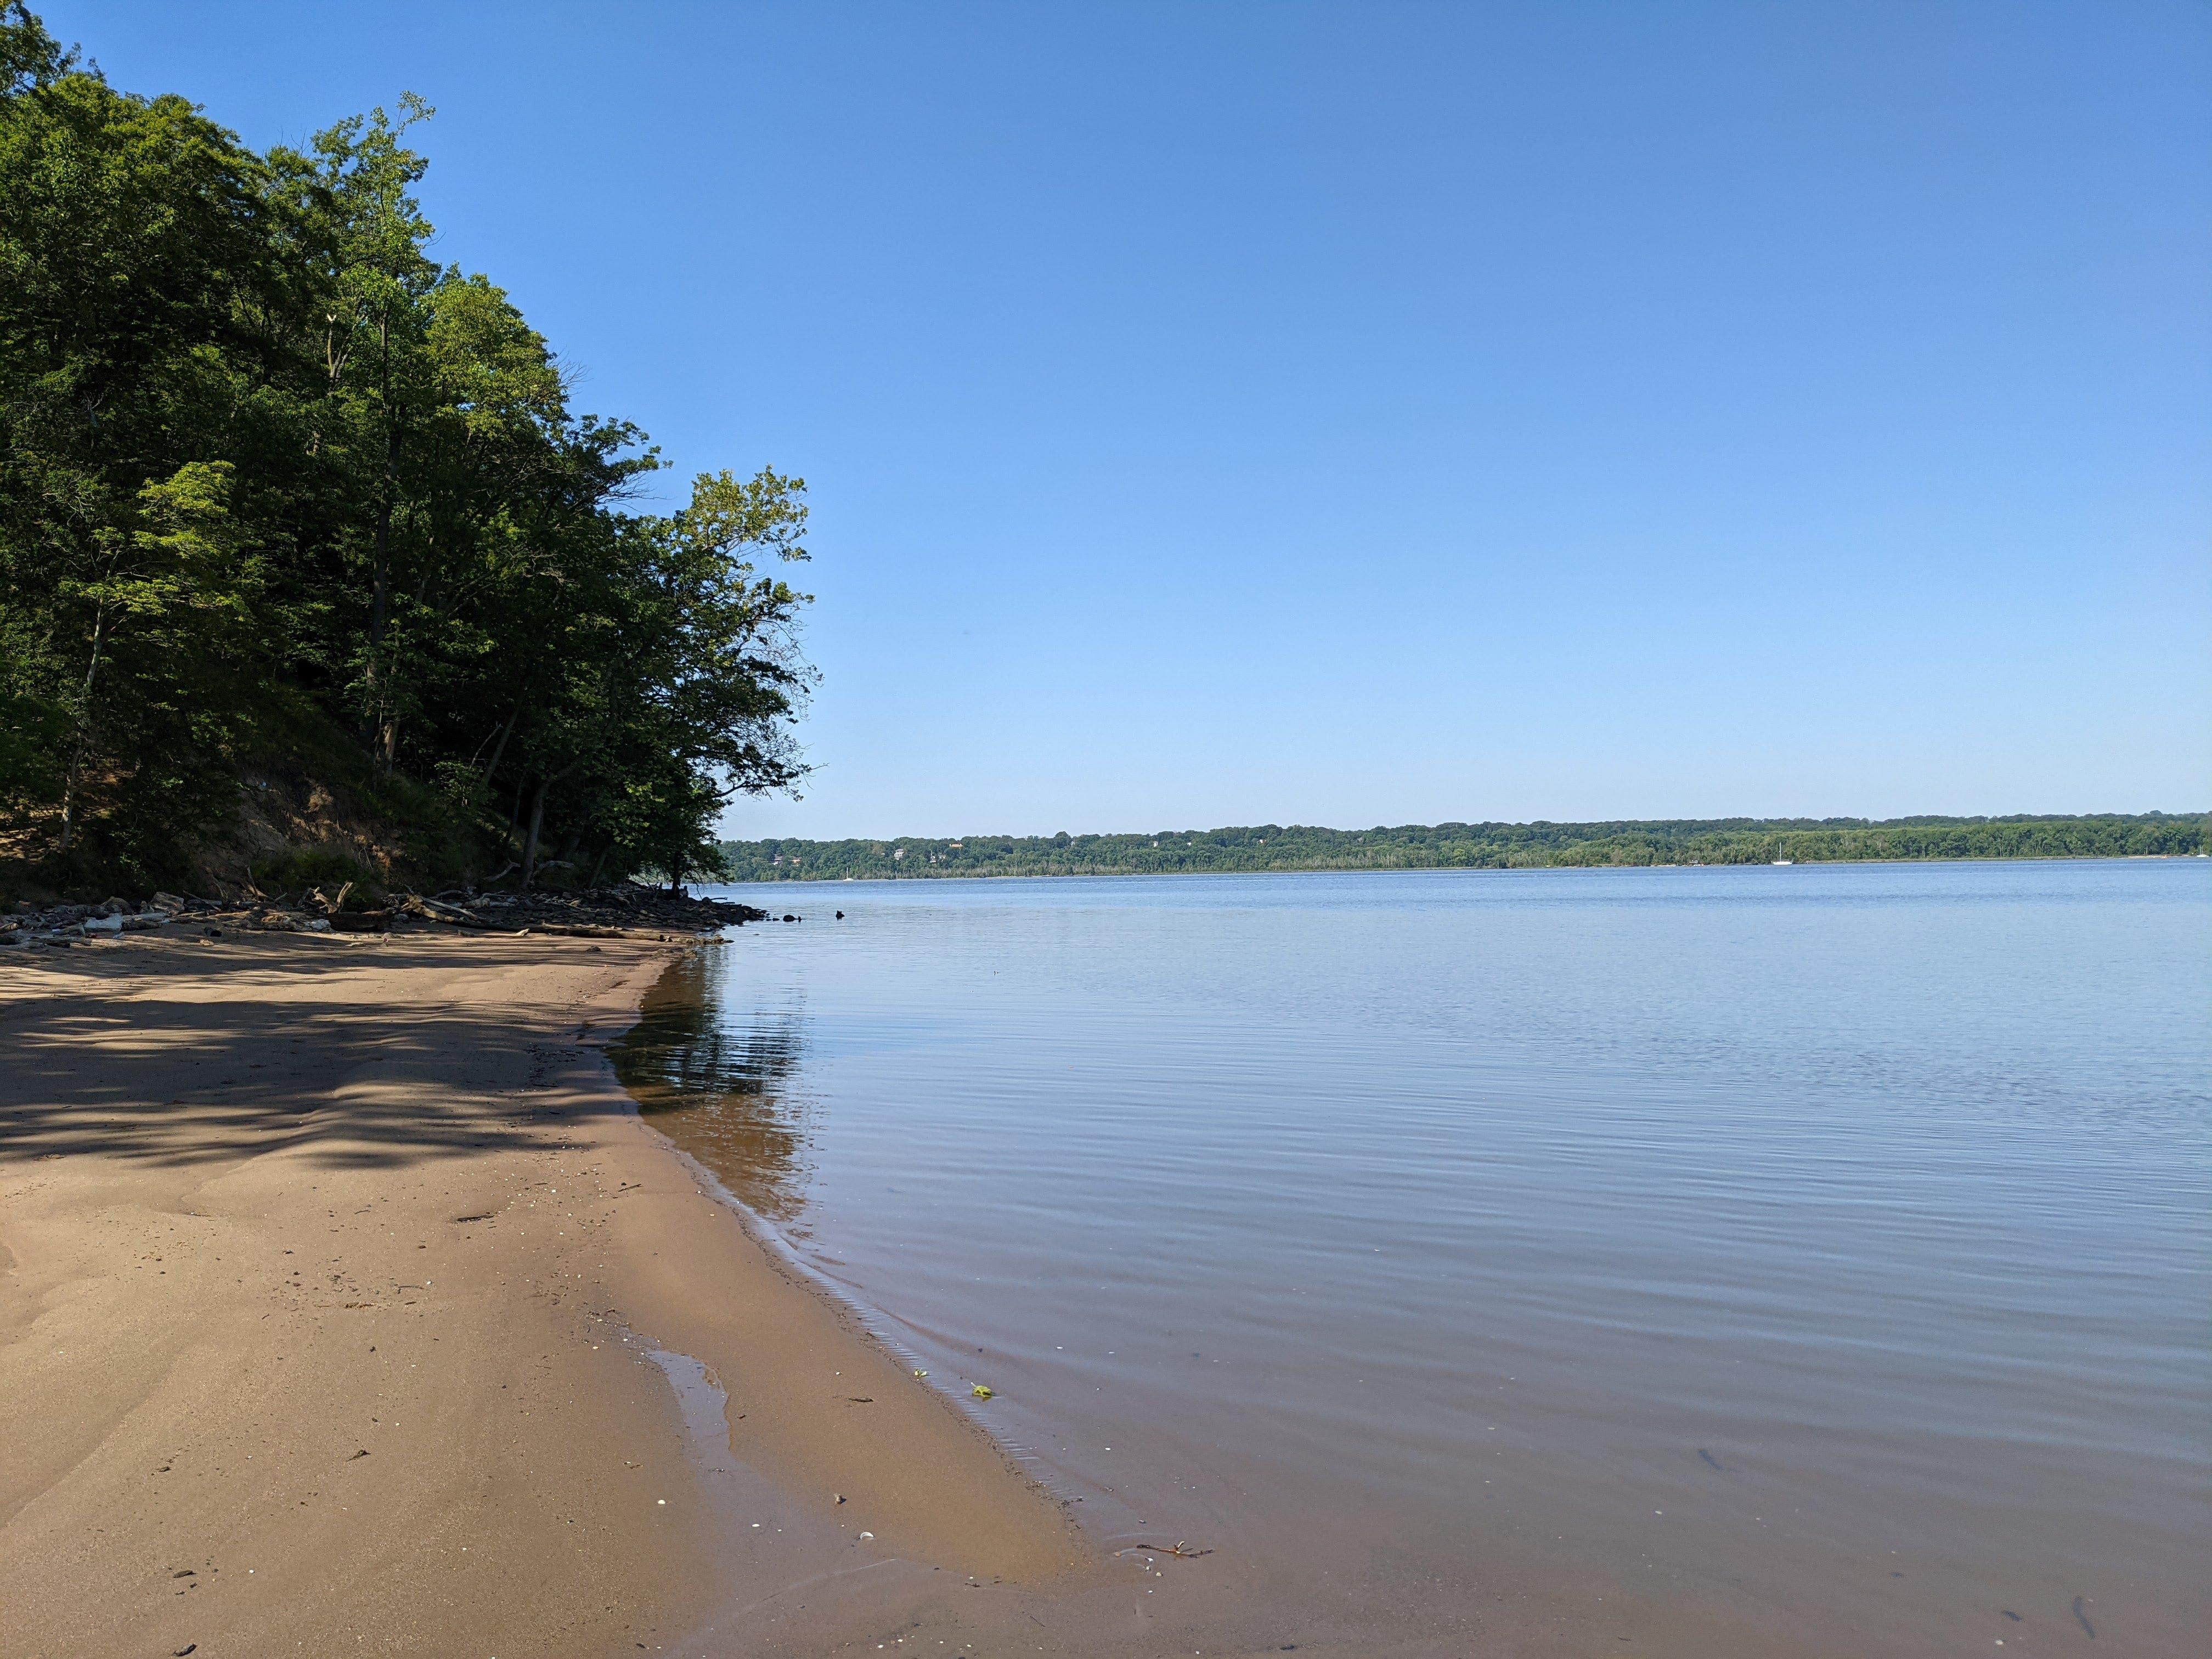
(82, 915), (123, 935)
(250, 909), (324, 933)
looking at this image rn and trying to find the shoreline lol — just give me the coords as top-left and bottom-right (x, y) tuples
(0, 931), (1087, 1657)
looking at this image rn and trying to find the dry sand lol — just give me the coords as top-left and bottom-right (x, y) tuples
(0, 931), (1111, 1658)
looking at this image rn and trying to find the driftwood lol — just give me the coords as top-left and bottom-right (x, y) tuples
(401, 895), (492, 928)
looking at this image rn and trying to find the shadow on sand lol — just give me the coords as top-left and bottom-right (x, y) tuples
(0, 941), (628, 1172)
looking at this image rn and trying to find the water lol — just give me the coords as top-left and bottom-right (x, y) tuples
(614, 860), (2210, 1655)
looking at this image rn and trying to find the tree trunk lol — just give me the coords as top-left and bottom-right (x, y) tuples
(521, 776), (551, 888)
(57, 606), (109, 854)
(370, 496), (389, 654)
(479, 704), (519, 780)
(366, 311), (398, 768)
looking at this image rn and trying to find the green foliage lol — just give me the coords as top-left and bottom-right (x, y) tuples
(251, 847), (380, 902)
(0, 687), (63, 812)
(720, 814), (2212, 882)
(0, 5), (814, 893)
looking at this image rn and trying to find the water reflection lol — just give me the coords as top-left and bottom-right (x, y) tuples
(609, 951), (814, 1222)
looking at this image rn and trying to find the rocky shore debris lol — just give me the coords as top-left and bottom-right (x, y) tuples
(3, 894), (187, 950)
(401, 888), (770, 935)
(2, 885), (767, 951)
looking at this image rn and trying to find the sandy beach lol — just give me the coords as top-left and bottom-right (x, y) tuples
(0, 931), (1091, 1658)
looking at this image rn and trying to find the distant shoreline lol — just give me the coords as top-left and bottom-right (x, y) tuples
(709, 851), (2209, 886)
(716, 813), (2209, 883)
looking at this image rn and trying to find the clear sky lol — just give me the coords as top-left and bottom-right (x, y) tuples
(46, 1), (2211, 837)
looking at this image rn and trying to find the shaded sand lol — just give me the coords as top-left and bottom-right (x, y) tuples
(0, 932), (1092, 1658)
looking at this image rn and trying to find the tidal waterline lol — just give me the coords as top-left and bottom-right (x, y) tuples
(614, 860), (2209, 1655)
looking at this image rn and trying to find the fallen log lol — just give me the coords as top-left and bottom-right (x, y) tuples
(399, 895), (490, 928)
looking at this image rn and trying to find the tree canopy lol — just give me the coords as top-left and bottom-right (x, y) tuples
(0, 3), (814, 894)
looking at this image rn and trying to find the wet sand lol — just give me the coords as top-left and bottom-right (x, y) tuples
(0, 932), (1091, 1658)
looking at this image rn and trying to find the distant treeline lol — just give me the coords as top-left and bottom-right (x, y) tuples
(719, 814), (2210, 882)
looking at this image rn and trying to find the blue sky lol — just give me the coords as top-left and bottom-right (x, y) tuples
(49, 1), (2211, 837)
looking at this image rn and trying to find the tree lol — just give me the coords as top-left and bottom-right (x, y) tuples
(0, 4), (819, 894)
(0, 12), (302, 876)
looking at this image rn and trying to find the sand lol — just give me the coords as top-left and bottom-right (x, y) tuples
(0, 930), (1094, 1658)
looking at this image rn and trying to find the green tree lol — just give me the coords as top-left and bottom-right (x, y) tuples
(0, 3), (819, 895)
(0, 8), (302, 876)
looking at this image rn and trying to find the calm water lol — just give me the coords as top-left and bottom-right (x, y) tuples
(617, 861), (2210, 1656)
